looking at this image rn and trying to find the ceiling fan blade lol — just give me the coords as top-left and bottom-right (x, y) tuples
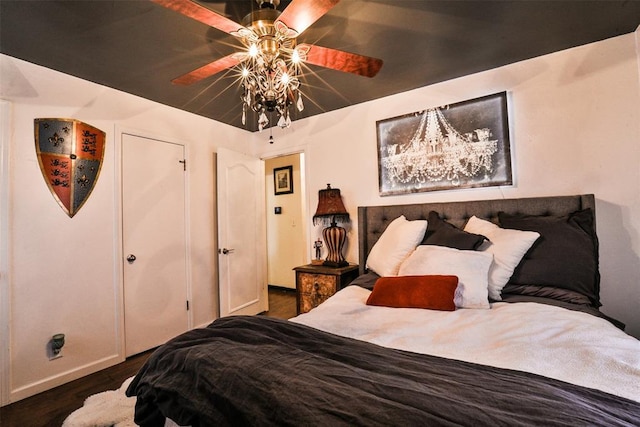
(172, 54), (241, 85)
(152, 0), (242, 35)
(277, 0), (340, 35)
(299, 44), (383, 78)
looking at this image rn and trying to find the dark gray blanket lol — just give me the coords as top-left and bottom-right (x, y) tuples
(127, 316), (640, 427)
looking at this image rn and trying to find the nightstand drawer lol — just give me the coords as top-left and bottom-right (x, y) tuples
(298, 273), (337, 296)
(294, 264), (359, 314)
(298, 292), (330, 314)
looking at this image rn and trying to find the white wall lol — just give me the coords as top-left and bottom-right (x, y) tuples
(258, 31), (640, 339)
(0, 54), (252, 403)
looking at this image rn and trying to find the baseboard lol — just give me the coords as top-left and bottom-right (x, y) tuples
(268, 284), (296, 293)
(8, 354), (124, 405)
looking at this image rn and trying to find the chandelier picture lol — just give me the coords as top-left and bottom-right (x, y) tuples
(153, 0), (383, 131)
(383, 107), (498, 186)
(376, 92), (512, 195)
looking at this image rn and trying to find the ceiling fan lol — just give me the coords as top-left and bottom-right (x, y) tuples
(152, 0), (383, 129)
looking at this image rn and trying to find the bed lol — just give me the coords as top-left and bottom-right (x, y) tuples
(126, 194), (640, 426)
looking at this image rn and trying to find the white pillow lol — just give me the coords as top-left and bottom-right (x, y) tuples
(366, 215), (428, 277)
(464, 216), (540, 300)
(399, 245), (493, 309)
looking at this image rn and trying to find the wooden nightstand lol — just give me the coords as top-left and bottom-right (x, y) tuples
(294, 264), (360, 314)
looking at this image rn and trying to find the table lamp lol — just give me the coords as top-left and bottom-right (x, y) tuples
(313, 184), (350, 267)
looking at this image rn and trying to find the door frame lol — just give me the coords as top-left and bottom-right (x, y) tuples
(0, 101), (11, 406)
(115, 126), (193, 358)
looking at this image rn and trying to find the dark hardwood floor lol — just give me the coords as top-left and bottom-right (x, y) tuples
(262, 286), (298, 320)
(0, 287), (296, 426)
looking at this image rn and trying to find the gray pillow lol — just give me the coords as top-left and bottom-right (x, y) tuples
(421, 211), (487, 250)
(498, 208), (600, 307)
(348, 272), (380, 290)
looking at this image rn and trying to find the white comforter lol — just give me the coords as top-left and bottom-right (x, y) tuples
(291, 286), (640, 403)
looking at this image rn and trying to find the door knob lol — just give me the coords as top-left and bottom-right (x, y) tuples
(126, 254), (137, 263)
(219, 248), (235, 255)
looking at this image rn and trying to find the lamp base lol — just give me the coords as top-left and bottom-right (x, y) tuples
(322, 223), (348, 267)
(322, 260), (348, 268)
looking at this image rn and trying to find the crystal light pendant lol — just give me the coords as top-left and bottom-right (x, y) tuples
(258, 112), (269, 131)
(234, 2), (309, 135)
(297, 93), (304, 112)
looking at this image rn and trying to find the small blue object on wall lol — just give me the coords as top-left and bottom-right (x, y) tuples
(274, 207), (282, 214)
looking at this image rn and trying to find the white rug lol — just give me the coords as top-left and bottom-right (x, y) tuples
(62, 376), (136, 427)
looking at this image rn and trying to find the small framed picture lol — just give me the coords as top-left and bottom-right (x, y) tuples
(273, 165), (293, 195)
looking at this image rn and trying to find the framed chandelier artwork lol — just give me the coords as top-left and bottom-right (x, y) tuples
(376, 92), (512, 196)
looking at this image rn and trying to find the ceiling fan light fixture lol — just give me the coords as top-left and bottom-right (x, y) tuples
(155, 0), (382, 133)
(258, 37), (279, 61)
(291, 49), (301, 64)
(257, 0), (280, 9)
(236, 2), (303, 132)
(248, 44), (259, 57)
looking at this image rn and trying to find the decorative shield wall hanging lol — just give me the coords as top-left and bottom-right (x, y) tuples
(34, 118), (106, 217)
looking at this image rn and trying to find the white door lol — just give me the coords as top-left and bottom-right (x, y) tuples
(217, 147), (268, 316)
(122, 133), (189, 356)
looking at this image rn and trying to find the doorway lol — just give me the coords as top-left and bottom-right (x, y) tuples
(265, 153), (306, 298)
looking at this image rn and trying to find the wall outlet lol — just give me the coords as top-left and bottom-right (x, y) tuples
(48, 334), (65, 360)
(48, 346), (63, 360)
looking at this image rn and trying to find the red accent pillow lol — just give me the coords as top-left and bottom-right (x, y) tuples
(366, 275), (458, 311)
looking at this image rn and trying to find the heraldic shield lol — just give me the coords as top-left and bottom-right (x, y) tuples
(35, 118), (106, 218)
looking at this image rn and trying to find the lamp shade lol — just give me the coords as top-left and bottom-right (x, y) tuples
(313, 184), (350, 226)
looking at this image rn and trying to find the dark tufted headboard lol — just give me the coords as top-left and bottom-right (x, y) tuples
(357, 194), (595, 275)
